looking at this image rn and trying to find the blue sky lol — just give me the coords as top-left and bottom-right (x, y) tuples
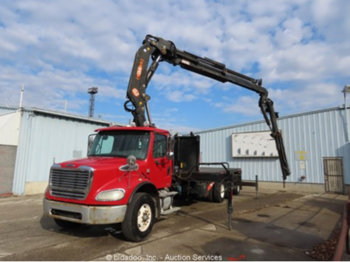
(1, 0), (350, 133)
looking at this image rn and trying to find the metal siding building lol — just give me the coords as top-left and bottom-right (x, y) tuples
(0, 106), (18, 115)
(0, 106), (118, 195)
(195, 106), (350, 193)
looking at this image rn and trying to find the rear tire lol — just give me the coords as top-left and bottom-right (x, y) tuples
(233, 185), (241, 195)
(212, 182), (225, 203)
(122, 193), (155, 242)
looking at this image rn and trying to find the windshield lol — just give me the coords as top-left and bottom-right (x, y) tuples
(88, 131), (150, 159)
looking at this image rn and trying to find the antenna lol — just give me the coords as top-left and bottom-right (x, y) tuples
(88, 87), (98, 117)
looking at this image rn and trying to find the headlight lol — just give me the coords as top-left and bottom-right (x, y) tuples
(95, 189), (125, 201)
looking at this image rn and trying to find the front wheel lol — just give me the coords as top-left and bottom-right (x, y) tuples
(122, 193), (155, 242)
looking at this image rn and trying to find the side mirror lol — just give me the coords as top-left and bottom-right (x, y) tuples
(87, 134), (96, 155)
(167, 135), (175, 160)
(167, 151), (174, 160)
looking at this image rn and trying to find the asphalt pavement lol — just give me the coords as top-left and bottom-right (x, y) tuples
(0, 187), (348, 261)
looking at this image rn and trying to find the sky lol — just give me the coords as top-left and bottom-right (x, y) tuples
(1, 0), (350, 133)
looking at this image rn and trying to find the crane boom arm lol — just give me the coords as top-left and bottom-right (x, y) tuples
(125, 35), (291, 181)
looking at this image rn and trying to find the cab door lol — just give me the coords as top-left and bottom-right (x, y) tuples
(150, 133), (172, 188)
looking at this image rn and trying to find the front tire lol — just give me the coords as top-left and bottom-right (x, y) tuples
(122, 193), (155, 242)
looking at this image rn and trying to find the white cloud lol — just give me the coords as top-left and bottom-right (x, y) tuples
(269, 82), (343, 114)
(150, 70), (215, 103)
(215, 95), (261, 117)
(0, 0), (349, 130)
(0, 65), (124, 111)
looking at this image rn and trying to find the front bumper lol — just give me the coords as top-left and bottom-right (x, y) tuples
(43, 198), (127, 224)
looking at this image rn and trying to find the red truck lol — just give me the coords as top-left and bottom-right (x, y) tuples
(43, 35), (290, 242)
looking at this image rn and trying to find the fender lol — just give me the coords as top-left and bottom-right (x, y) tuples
(128, 181), (161, 219)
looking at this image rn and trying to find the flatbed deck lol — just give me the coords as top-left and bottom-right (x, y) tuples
(179, 167), (242, 183)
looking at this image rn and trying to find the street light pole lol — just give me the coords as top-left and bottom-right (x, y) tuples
(342, 85), (350, 142)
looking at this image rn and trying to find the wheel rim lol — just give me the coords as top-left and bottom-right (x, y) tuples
(220, 184), (225, 198)
(137, 203), (152, 232)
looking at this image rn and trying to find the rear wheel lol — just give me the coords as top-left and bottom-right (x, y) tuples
(233, 185), (241, 195)
(212, 182), (225, 203)
(122, 193), (155, 242)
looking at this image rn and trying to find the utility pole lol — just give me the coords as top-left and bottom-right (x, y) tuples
(342, 85), (350, 142)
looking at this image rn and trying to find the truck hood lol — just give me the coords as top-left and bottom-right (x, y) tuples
(58, 156), (128, 170)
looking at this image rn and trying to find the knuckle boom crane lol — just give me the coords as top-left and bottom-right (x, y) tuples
(125, 34), (290, 182)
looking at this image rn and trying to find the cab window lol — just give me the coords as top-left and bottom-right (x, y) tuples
(88, 131), (150, 160)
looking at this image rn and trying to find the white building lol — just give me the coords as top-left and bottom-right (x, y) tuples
(1, 105), (349, 195)
(0, 106), (118, 196)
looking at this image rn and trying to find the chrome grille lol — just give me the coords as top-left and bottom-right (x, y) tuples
(49, 165), (93, 200)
